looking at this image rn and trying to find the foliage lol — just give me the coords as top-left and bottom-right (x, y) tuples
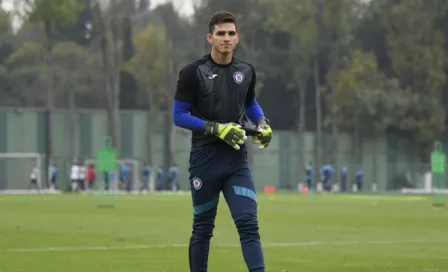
(123, 25), (168, 106)
(3, 0), (448, 149)
(18, 0), (84, 29)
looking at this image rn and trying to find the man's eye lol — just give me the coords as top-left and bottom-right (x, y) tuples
(216, 31), (237, 36)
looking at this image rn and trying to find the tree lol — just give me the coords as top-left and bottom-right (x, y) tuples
(0, 6), (14, 106)
(123, 25), (168, 165)
(267, 0), (317, 182)
(15, 0), (84, 186)
(5, 42), (45, 107)
(91, 0), (135, 152)
(375, 0), (447, 154)
(320, 0), (364, 178)
(52, 42), (97, 159)
(335, 49), (384, 178)
(153, 2), (184, 169)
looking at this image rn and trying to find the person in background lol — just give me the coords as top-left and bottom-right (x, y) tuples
(168, 163), (179, 191)
(104, 171), (111, 191)
(320, 164), (335, 192)
(70, 159), (80, 192)
(119, 163), (131, 191)
(305, 162), (313, 193)
(340, 164), (348, 192)
(27, 164), (40, 192)
(156, 166), (164, 191)
(355, 169), (364, 192)
(49, 163), (57, 191)
(86, 164), (96, 190)
(140, 162), (151, 193)
(78, 163), (86, 191)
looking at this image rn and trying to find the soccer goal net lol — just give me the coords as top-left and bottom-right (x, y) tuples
(0, 153), (45, 191)
(83, 158), (144, 192)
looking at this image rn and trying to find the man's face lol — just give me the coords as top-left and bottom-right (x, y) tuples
(207, 23), (239, 54)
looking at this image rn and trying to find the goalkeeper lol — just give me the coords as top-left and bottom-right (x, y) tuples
(172, 11), (272, 272)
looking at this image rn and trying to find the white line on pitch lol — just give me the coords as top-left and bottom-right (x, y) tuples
(1, 240), (447, 253)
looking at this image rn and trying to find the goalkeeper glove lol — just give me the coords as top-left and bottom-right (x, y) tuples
(252, 119), (272, 149)
(205, 122), (247, 150)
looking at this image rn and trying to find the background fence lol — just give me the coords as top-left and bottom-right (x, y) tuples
(0, 108), (442, 193)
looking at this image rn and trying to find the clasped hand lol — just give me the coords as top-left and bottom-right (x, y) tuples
(206, 122), (272, 150)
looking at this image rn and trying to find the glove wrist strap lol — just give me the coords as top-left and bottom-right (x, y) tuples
(205, 121), (219, 135)
(257, 117), (270, 127)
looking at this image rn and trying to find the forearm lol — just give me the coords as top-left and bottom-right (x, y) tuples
(245, 97), (265, 125)
(172, 100), (206, 132)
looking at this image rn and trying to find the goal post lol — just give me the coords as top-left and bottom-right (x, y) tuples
(0, 152), (44, 190)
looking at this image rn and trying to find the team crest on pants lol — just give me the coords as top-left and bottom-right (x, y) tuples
(233, 71), (245, 84)
(192, 177), (202, 190)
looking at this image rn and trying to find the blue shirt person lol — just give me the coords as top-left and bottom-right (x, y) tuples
(305, 163), (314, 192)
(355, 169), (364, 191)
(320, 164), (335, 192)
(340, 165), (348, 192)
(119, 163), (131, 185)
(104, 171), (115, 191)
(142, 164), (151, 185)
(140, 164), (152, 192)
(157, 167), (164, 186)
(169, 164), (179, 191)
(49, 163), (57, 187)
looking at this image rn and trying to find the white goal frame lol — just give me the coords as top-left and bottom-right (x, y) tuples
(0, 152), (44, 189)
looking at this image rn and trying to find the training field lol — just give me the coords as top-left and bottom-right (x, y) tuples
(0, 193), (447, 272)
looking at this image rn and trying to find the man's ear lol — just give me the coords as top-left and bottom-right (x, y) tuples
(235, 33), (240, 45)
(206, 33), (213, 44)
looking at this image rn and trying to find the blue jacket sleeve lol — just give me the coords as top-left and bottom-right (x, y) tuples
(172, 63), (206, 132)
(244, 65), (265, 124)
(245, 97), (265, 124)
(172, 100), (206, 132)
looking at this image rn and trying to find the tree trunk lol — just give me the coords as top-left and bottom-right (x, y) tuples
(164, 59), (176, 168)
(147, 90), (156, 165)
(111, 70), (120, 151)
(69, 87), (77, 160)
(314, 1), (323, 177)
(44, 20), (54, 189)
(162, 9), (176, 170)
(352, 109), (360, 188)
(329, 1), (342, 187)
(168, 96), (176, 166)
(298, 79), (307, 183)
(330, 69), (339, 185)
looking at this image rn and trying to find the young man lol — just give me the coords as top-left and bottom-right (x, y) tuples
(173, 11), (271, 272)
(140, 162), (151, 193)
(86, 164), (96, 190)
(28, 164), (40, 192)
(70, 160), (80, 192)
(49, 163), (57, 191)
(320, 164), (335, 192)
(305, 162), (314, 193)
(355, 169), (364, 191)
(168, 163), (179, 191)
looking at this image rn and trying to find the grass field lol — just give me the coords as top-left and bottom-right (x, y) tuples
(0, 193), (447, 272)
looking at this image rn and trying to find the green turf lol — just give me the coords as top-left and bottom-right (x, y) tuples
(0, 193), (447, 272)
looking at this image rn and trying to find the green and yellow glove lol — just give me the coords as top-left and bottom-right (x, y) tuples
(252, 119), (272, 149)
(205, 122), (247, 150)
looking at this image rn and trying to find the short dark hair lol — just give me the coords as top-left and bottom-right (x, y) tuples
(208, 11), (237, 34)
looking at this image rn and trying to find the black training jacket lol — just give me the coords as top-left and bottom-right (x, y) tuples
(174, 54), (257, 147)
